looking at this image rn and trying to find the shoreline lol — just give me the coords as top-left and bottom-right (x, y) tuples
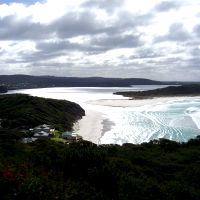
(87, 96), (200, 108)
(74, 110), (106, 144)
(74, 110), (116, 145)
(75, 96), (200, 144)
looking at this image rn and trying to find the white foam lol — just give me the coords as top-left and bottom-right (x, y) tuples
(188, 110), (200, 129)
(100, 99), (200, 144)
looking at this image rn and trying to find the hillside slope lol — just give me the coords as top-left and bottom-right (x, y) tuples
(115, 84), (200, 99)
(0, 86), (7, 93)
(0, 94), (85, 130)
(0, 136), (200, 199)
(0, 75), (164, 89)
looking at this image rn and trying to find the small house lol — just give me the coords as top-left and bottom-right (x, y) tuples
(34, 131), (51, 139)
(22, 137), (38, 143)
(61, 131), (83, 142)
(61, 132), (74, 140)
(33, 124), (54, 135)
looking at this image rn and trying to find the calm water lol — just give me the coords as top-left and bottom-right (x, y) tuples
(7, 86), (200, 144)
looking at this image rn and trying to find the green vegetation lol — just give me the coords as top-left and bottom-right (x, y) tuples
(0, 128), (200, 199)
(0, 94), (85, 131)
(51, 130), (66, 143)
(52, 130), (62, 138)
(51, 137), (66, 143)
(0, 75), (163, 89)
(1, 92), (200, 199)
(115, 84), (200, 99)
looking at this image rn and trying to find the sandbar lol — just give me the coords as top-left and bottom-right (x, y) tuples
(87, 96), (200, 108)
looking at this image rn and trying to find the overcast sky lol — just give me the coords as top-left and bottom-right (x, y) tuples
(0, 0), (200, 81)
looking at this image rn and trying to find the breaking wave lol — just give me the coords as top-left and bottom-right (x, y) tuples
(100, 99), (200, 145)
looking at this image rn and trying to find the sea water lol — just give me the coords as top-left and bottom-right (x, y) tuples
(7, 86), (200, 144)
(100, 99), (200, 144)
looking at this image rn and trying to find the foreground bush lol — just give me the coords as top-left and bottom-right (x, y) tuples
(0, 130), (200, 199)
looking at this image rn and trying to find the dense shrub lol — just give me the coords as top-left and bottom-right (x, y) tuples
(0, 130), (200, 199)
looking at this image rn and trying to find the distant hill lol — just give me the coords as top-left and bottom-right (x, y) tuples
(0, 94), (85, 131)
(0, 75), (166, 89)
(115, 84), (200, 99)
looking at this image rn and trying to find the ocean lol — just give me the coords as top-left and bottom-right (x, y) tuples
(100, 98), (200, 144)
(7, 86), (200, 144)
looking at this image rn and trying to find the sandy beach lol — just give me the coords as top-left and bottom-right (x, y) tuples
(75, 96), (200, 144)
(74, 110), (105, 144)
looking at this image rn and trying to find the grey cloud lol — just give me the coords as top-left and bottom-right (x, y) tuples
(131, 48), (164, 59)
(82, 0), (123, 12)
(0, 15), (50, 41)
(165, 23), (191, 41)
(155, 23), (191, 43)
(91, 34), (142, 49)
(0, 12), (104, 41)
(18, 47), (64, 63)
(28, 61), (75, 68)
(146, 57), (183, 66)
(36, 40), (108, 54)
(0, 47), (5, 55)
(193, 24), (200, 37)
(3, 2), (197, 81)
(183, 57), (200, 70)
(18, 40), (106, 63)
(16, 33), (141, 64)
(51, 12), (105, 38)
(33, 33), (142, 61)
(26, 62), (76, 77)
(23, 9), (150, 60)
(145, 55), (200, 79)
(0, 12), (106, 41)
(36, 41), (69, 53)
(116, 12), (154, 28)
(36, 40), (87, 53)
(190, 47), (200, 56)
(0, 8), (154, 43)
(155, 1), (181, 12)
(52, 11), (152, 39)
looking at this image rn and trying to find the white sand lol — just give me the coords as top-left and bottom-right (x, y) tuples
(87, 96), (200, 108)
(74, 110), (105, 144)
(75, 96), (200, 144)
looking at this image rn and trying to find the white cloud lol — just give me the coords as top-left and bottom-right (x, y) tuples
(0, 0), (200, 81)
